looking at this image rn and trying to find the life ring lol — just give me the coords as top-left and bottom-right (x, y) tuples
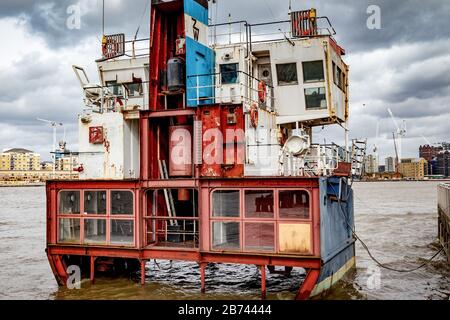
(114, 97), (124, 111)
(250, 104), (259, 128)
(258, 80), (267, 103)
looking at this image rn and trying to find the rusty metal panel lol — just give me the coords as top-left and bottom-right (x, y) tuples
(200, 106), (223, 177)
(169, 125), (193, 177)
(278, 223), (311, 254)
(199, 105), (245, 178)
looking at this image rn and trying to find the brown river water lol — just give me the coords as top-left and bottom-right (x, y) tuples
(0, 181), (449, 300)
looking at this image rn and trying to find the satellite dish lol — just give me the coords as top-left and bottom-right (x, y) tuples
(284, 131), (310, 156)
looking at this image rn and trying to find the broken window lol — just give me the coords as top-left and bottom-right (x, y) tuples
(212, 190), (240, 218)
(124, 77), (143, 97)
(106, 80), (123, 96)
(279, 190), (310, 219)
(305, 87), (327, 110)
(58, 218), (80, 243)
(84, 191), (106, 215)
(244, 222), (275, 252)
(303, 60), (324, 83)
(111, 191), (134, 215)
(111, 220), (134, 245)
(84, 219), (107, 244)
(59, 191), (80, 214)
(276, 63), (298, 86)
(212, 221), (240, 250)
(244, 190), (274, 219)
(220, 63), (239, 84)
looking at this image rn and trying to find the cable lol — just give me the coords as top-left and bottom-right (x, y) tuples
(153, 259), (173, 271)
(134, 0), (151, 41)
(330, 182), (445, 273)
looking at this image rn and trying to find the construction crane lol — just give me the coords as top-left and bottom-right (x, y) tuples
(387, 108), (407, 174)
(372, 120), (380, 171)
(37, 118), (64, 179)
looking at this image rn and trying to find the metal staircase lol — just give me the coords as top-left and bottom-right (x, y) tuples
(351, 139), (367, 179)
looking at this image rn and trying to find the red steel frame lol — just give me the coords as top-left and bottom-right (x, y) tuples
(46, 177), (323, 299)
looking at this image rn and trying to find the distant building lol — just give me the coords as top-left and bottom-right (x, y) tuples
(399, 158), (428, 180)
(419, 145), (443, 161)
(436, 151), (450, 177)
(1, 148), (41, 171)
(420, 145), (443, 175)
(0, 153), (11, 171)
(385, 157), (395, 173)
(55, 153), (78, 171)
(364, 154), (378, 174)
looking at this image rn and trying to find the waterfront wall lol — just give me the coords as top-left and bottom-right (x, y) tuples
(438, 183), (450, 261)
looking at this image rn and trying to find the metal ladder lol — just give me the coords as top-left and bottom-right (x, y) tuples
(158, 159), (177, 227)
(351, 139), (367, 179)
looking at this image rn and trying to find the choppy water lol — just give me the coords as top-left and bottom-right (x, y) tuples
(0, 182), (449, 300)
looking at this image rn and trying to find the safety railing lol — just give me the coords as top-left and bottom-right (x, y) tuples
(187, 70), (275, 111)
(438, 183), (450, 260)
(208, 17), (337, 48)
(145, 216), (199, 249)
(82, 81), (150, 113)
(279, 144), (348, 177)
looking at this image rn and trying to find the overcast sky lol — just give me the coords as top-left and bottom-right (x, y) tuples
(0, 0), (449, 161)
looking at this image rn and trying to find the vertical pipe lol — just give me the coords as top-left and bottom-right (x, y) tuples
(141, 260), (146, 285)
(260, 265), (266, 300)
(200, 263), (206, 293)
(90, 256), (95, 284)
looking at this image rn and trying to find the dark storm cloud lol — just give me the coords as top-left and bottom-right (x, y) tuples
(0, 0), (151, 48)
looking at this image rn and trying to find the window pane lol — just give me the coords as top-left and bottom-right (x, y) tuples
(212, 222), (240, 250)
(244, 190), (274, 218)
(279, 190), (310, 219)
(111, 191), (134, 215)
(106, 81), (123, 96)
(220, 63), (239, 84)
(276, 63), (298, 85)
(305, 87), (327, 109)
(84, 219), (106, 244)
(244, 223), (274, 252)
(303, 60), (324, 82)
(111, 220), (134, 246)
(58, 219), (80, 243)
(59, 191), (80, 214)
(84, 191), (106, 215)
(212, 190), (240, 217)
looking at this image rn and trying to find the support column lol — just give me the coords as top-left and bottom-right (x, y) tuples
(200, 263), (207, 294)
(141, 260), (147, 286)
(260, 265), (266, 300)
(90, 256), (96, 284)
(295, 269), (320, 300)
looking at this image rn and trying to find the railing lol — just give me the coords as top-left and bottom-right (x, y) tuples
(187, 71), (275, 111)
(145, 216), (199, 249)
(209, 17), (337, 48)
(82, 81), (150, 113)
(438, 183), (450, 261)
(279, 144), (348, 177)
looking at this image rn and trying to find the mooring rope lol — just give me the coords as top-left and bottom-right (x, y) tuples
(330, 183), (446, 273)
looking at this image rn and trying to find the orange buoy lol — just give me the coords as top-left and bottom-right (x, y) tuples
(250, 104), (259, 128)
(258, 80), (267, 103)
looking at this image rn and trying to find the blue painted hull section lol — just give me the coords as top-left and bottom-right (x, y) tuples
(185, 37), (215, 107)
(314, 177), (356, 295)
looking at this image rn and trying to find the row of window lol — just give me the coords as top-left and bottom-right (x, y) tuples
(211, 189), (310, 220)
(59, 190), (134, 215)
(59, 218), (134, 246)
(219, 60), (325, 86)
(58, 190), (135, 246)
(210, 189), (311, 253)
